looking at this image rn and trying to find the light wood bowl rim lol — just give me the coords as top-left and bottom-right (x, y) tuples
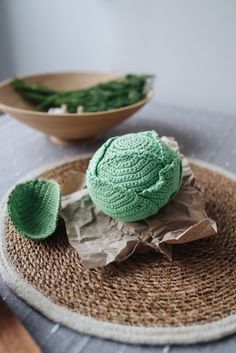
(0, 71), (154, 117)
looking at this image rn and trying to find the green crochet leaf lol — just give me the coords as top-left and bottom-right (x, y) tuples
(7, 179), (61, 240)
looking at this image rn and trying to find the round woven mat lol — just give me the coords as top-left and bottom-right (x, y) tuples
(1, 156), (236, 345)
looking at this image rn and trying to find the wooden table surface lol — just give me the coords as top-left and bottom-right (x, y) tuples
(1, 102), (236, 353)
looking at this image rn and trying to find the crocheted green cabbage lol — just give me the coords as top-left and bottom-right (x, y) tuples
(7, 179), (61, 240)
(87, 131), (182, 222)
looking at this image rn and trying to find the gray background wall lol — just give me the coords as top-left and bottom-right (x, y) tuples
(1, 0), (236, 115)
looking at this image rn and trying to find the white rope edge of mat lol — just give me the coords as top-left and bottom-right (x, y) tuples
(1, 154), (236, 345)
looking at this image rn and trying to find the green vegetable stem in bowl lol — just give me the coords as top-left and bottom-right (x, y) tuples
(11, 74), (154, 113)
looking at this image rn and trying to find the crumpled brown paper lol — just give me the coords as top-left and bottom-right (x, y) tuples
(61, 137), (217, 269)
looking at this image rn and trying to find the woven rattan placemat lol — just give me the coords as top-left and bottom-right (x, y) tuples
(1, 155), (236, 345)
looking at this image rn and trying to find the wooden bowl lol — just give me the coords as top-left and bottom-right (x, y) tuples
(0, 72), (153, 143)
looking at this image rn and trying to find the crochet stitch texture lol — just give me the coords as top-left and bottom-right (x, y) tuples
(7, 179), (61, 240)
(87, 131), (182, 222)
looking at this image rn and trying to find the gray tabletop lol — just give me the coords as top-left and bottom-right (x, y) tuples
(1, 102), (236, 353)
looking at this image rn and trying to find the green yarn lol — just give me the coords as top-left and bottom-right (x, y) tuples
(7, 179), (61, 240)
(87, 131), (182, 222)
